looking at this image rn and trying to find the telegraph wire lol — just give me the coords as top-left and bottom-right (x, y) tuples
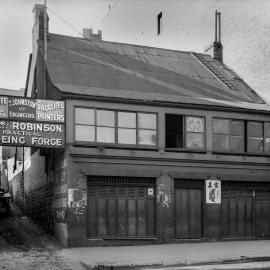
(102, 0), (119, 23)
(47, 6), (84, 37)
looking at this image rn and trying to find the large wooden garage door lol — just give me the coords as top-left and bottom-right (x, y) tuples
(222, 181), (270, 238)
(222, 189), (253, 237)
(87, 176), (155, 238)
(256, 191), (270, 237)
(175, 179), (203, 239)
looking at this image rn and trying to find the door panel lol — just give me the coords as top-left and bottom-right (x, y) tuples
(175, 188), (202, 239)
(87, 180), (155, 238)
(222, 190), (253, 237)
(256, 191), (270, 237)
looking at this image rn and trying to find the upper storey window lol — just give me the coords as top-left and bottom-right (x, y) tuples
(213, 118), (244, 153)
(213, 118), (270, 154)
(74, 108), (157, 147)
(165, 114), (205, 150)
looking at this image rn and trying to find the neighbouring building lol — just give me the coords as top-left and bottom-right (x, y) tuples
(11, 4), (270, 247)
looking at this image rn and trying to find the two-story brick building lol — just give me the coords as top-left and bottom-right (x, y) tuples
(17, 4), (270, 247)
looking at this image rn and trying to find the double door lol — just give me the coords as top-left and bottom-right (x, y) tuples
(87, 176), (155, 238)
(222, 186), (270, 238)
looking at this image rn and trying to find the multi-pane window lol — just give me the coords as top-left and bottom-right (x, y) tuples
(247, 121), (264, 153)
(138, 113), (157, 146)
(186, 116), (205, 149)
(265, 123), (270, 152)
(213, 118), (244, 153)
(213, 118), (270, 154)
(74, 108), (157, 147)
(165, 114), (205, 150)
(97, 110), (115, 143)
(75, 108), (95, 142)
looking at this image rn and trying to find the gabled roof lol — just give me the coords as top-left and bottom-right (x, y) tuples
(44, 33), (266, 108)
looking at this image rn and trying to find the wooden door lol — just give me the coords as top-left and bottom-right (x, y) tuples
(87, 181), (155, 238)
(222, 190), (253, 237)
(175, 188), (202, 239)
(255, 191), (270, 237)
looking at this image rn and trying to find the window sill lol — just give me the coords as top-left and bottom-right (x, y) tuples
(72, 143), (158, 151)
(213, 151), (270, 157)
(165, 148), (206, 154)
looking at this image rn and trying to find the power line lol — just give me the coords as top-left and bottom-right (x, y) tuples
(47, 6), (84, 37)
(102, 0), (119, 23)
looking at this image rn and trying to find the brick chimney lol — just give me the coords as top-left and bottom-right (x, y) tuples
(213, 11), (223, 62)
(32, 4), (49, 51)
(83, 29), (102, 40)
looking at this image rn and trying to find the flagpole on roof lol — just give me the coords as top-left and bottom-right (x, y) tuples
(44, 0), (47, 97)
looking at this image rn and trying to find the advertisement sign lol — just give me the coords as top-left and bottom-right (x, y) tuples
(0, 96), (65, 148)
(206, 179), (221, 204)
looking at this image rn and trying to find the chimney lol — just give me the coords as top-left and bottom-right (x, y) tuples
(83, 29), (102, 40)
(32, 4), (49, 51)
(213, 10), (223, 62)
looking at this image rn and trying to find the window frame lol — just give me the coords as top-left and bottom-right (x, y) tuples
(165, 114), (206, 152)
(185, 115), (206, 150)
(213, 117), (270, 156)
(74, 106), (158, 149)
(212, 117), (245, 154)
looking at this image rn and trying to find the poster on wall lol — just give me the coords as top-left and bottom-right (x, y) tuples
(205, 179), (221, 204)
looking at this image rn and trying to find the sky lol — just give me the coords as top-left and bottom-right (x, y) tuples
(0, 0), (270, 102)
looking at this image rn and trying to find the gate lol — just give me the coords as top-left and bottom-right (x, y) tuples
(87, 176), (155, 238)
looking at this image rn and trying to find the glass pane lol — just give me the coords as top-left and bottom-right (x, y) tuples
(75, 108), (95, 125)
(97, 127), (115, 143)
(265, 138), (270, 152)
(186, 117), (204, 133)
(248, 121), (263, 137)
(75, 125), (95, 142)
(248, 138), (264, 152)
(97, 110), (115, 127)
(231, 120), (244, 136)
(118, 112), (136, 128)
(265, 122), (270, 138)
(213, 118), (229, 134)
(138, 130), (156, 145)
(138, 113), (156, 129)
(231, 136), (244, 153)
(213, 134), (229, 151)
(186, 133), (204, 149)
(118, 128), (136, 144)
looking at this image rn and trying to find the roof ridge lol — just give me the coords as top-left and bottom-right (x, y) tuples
(49, 32), (211, 56)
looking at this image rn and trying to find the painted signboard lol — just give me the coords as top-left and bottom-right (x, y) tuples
(0, 96), (65, 148)
(205, 179), (221, 204)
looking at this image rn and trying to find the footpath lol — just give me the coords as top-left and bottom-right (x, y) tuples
(60, 240), (270, 269)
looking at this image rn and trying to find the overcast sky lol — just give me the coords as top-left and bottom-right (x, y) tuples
(0, 0), (270, 102)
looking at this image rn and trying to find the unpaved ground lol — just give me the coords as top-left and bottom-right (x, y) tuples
(0, 206), (84, 270)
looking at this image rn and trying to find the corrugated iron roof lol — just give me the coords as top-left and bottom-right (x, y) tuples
(46, 33), (265, 107)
